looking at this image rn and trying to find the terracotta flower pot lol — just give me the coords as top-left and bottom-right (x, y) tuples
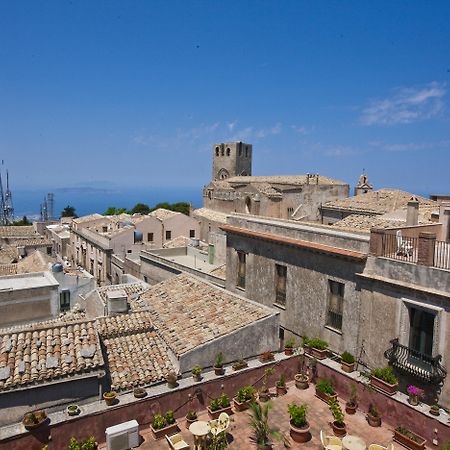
(331, 421), (346, 437)
(294, 374), (309, 390)
(233, 397), (253, 412)
(311, 347), (328, 360)
(276, 385), (287, 396)
(284, 347), (293, 356)
(315, 388), (337, 403)
(429, 405), (440, 416)
(367, 412), (381, 427)
(408, 395), (419, 406)
(345, 403), (357, 414)
(103, 392), (117, 406)
(341, 361), (355, 373)
(370, 375), (398, 396)
(289, 421), (311, 443)
(207, 405), (233, 420)
(133, 388), (147, 399)
(185, 416), (197, 429)
(393, 428), (426, 450)
(151, 422), (179, 440)
(258, 390), (271, 402)
(214, 366), (225, 376)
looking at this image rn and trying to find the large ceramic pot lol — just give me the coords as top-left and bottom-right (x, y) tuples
(294, 374), (309, 390)
(289, 421), (311, 443)
(331, 421), (346, 437)
(345, 402), (357, 415)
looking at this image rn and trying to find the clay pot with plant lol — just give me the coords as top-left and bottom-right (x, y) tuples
(22, 410), (48, 430)
(284, 337), (296, 356)
(150, 410), (178, 439)
(367, 403), (381, 427)
(185, 410), (197, 429)
(67, 404), (80, 416)
(429, 404), (440, 416)
(328, 397), (346, 437)
(232, 359), (248, 371)
(207, 393), (233, 419)
(234, 385), (257, 411)
(276, 374), (287, 396)
(133, 387), (147, 398)
(394, 426), (426, 450)
(166, 371), (178, 389)
(294, 354), (309, 390)
(345, 384), (358, 414)
(288, 403), (310, 443)
(370, 366), (398, 395)
(315, 378), (337, 403)
(407, 385), (424, 406)
(308, 338), (329, 360)
(103, 391), (117, 406)
(214, 352), (225, 376)
(191, 366), (202, 382)
(340, 351), (356, 373)
(259, 367), (275, 402)
(259, 351), (275, 363)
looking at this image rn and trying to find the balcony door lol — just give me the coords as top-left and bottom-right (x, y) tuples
(409, 307), (434, 357)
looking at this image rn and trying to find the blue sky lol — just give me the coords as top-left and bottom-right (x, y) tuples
(1, 0), (449, 196)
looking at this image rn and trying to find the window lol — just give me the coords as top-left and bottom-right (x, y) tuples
(102, 226), (108, 232)
(189, 229), (195, 238)
(409, 307), (434, 357)
(275, 264), (287, 306)
(221, 148), (224, 156)
(326, 280), (344, 331)
(215, 146), (220, 156)
(237, 251), (246, 289)
(147, 232), (154, 242)
(165, 230), (172, 240)
(287, 207), (294, 217)
(60, 290), (70, 312)
(226, 147), (230, 156)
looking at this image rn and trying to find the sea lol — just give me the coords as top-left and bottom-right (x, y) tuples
(12, 186), (203, 220)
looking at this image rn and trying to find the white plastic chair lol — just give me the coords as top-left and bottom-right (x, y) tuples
(320, 430), (343, 450)
(396, 230), (413, 256)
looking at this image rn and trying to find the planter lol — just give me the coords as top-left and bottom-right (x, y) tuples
(429, 405), (440, 416)
(258, 390), (271, 402)
(276, 385), (287, 396)
(331, 421), (346, 437)
(284, 347), (294, 356)
(370, 375), (398, 396)
(367, 412), (381, 427)
(103, 392), (117, 406)
(393, 428), (426, 450)
(22, 412), (48, 431)
(67, 405), (80, 416)
(315, 388), (337, 403)
(289, 421), (311, 443)
(345, 403), (357, 415)
(133, 388), (147, 399)
(207, 405), (233, 420)
(233, 397), (254, 412)
(303, 345), (311, 356)
(214, 366), (225, 376)
(185, 416), (197, 429)
(311, 347), (328, 360)
(232, 360), (248, 371)
(193, 374), (202, 382)
(408, 395), (419, 406)
(341, 361), (355, 373)
(151, 422), (179, 440)
(294, 374), (309, 390)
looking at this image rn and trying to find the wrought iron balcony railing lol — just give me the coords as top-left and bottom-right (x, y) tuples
(384, 338), (447, 385)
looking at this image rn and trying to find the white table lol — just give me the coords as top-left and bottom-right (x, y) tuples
(342, 434), (367, 450)
(189, 420), (209, 450)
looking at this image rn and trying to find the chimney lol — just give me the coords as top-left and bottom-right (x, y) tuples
(107, 289), (128, 315)
(406, 196), (419, 226)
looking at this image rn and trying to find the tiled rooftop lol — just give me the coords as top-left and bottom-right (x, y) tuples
(193, 207), (229, 223)
(96, 311), (154, 339)
(331, 214), (406, 232)
(0, 320), (104, 392)
(0, 264), (17, 275)
(149, 208), (180, 221)
(18, 238), (51, 246)
(0, 226), (38, 237)
(72, 213), (104, 224)
(323, 189), (436, 214)
(227, 174), (347, 186)
(96, 282), (149, 309)
(138, 274), (273, 356)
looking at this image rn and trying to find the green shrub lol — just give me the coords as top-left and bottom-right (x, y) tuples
(165, 410), (175, 425)
(186, 410), (197, 420)
(209, 398), (220, 411)
(316, 378), (335, 395)
(215, 352), (224, 368)
(236, 385), (256, 402)
(308, 338), (329, 350)
(67, 436), (96, 450)
(219, 393), (230, 408)
(151, 413), (167, 430)
(328, 397), (345, 426)
(276, 374), (286, 388)
(288, 403), (308, 428)
(191, 366), (202, 376)
(341, 351), (355, 364)
(371, 366), (398, 385)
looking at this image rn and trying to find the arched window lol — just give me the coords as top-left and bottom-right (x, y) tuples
(221, 148), (224, 156)
(245, 146), (248, 157)
(245, 197), (251, 214)
(226, 147), (230, 156)
(215, 147), (219, 156)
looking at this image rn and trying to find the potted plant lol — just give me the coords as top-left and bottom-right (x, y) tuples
(407, 385), (424, 406)
(340, 351), (356, 373)
(276, 374), (287, 396)
(207, 393), (233, 419)
(248, 401), (282, 450)
(394, 425), (427, 450)
(308, 338), (329, 360)
(166, 371), (178, 389)
(259, 351), (275, 363)
(150, 410), (178, 439)
(288, 403), (310, 443)
(367, 403), (381, 427)
(103, 390), (117, 406)
(315, 378), (336, 403)
(294, 354), (309, 390)
(185, 410), (197, 429)
(284, 337), (296, 356)
(22, 410), (48, 430)
(430, 404), (440, 416)
(68, 436), (98, 450)
(214, 352), (225, 376)
(345, 384), (358, 414)
(67, 404), (80, 416)
(234, 385), (257, 411)
(232, 359), (248, 371)
(133, 387), (147, 398)
(259, 367), (275, 402)
(302, 336), (311, 355)
(328, 397), (346, 437)
(191, 366), (202, 382)
(370, 366), (398, 395)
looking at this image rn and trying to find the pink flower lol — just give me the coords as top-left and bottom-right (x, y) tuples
(407, 385), (424, 397)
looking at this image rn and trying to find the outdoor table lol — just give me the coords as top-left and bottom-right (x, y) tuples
(342, 434), (367, 450)
(189, 420), (209, 450)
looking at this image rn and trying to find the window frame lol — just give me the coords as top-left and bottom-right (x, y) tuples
(274, 264), (287, 308)
(236, 251), (246, 289)
(326, 279), (344, 331)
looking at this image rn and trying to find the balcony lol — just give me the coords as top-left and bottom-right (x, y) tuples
(384, 338), (447, 385)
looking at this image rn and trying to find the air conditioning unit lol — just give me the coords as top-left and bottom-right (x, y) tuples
(106, 419), (139, 450)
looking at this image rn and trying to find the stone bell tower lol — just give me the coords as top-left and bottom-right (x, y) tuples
(212, 142), (252, 181)
(354, 172), (373, 196)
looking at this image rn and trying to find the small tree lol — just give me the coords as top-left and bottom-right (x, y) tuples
(61, 205), (77, 218)
(130, 203), (151, 215)
(248, 401), (282, 448)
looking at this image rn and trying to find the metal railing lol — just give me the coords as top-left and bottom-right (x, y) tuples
(381, 233), (418, 264)
(384, 338), (447, 385)
(434, 240), (450, 270)
(326, 310), (343, 331)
